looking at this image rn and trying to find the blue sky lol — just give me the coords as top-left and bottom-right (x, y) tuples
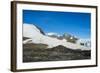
(23, 10), (91, 39)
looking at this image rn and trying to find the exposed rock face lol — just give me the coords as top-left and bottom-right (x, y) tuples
(23, 43), (48, 49)
(34, 24), (45, 35)
(23, 37), (31, 40)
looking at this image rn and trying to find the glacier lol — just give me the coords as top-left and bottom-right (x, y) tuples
(23, 23), (90, 50)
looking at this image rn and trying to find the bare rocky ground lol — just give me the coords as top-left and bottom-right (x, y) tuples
(23, 43), (91, 62)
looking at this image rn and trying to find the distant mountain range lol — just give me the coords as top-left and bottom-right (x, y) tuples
(46, 33), (91, 47)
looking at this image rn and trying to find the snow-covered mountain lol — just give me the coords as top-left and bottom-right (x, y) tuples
(23, 23), (90, 50)
(77, 38), (91, 48)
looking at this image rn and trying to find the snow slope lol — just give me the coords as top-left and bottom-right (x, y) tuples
(23, 23), (90, 50)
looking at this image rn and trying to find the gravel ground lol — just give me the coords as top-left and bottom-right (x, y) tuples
(23, 44), (91, 62)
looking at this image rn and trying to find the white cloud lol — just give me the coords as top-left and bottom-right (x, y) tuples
(46, 32), (61, 37)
